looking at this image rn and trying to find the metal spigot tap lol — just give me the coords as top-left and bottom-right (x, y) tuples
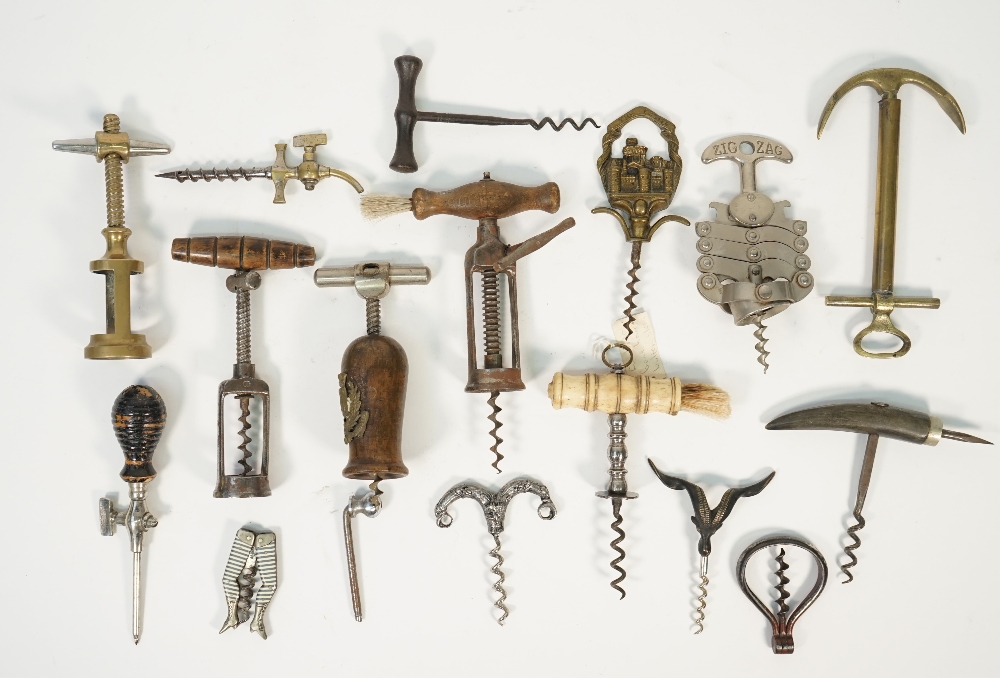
(53, 113), (170, 359)
(98, 385), (167, 644)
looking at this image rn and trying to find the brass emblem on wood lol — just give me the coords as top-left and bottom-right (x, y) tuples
(339, 374), (369, 444)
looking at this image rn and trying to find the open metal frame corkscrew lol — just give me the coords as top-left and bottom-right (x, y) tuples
(435, 478), (556, 625)
(219, 527), (278, 639)
(694, 135), (812, 372)
(172, 236), (314, 497)
(592, 106), (689, 340)
(314, 261), (430, 621)
(647, 460), (774, 633)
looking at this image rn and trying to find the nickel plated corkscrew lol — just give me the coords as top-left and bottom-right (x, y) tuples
(53, 113), (170, 359)
(362, 173), (575, 473)
(592, 106), (689, 340)
(647, 459), (774, 633)
(172, 236), (315, 498)
(157, 133), (363, 204)
(767, 401), (991, 582)
(736, 536), (829, 654)
(434, 478), (556, 625)
(98, 385), (167, 644)
(694, 135), (812, 372)
(219, 527), (278, 639)
(547, 343), (730, 599)
(314, 261), (431, 621)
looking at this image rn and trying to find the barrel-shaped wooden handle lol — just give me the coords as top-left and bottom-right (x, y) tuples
(171, 236), (315, 270)
(547, 372), (682, 415)
(411, 179), (559, 220)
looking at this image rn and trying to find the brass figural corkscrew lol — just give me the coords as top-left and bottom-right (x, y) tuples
(157, 133), (363, 204)
(767, 402), (990, 582)
(695, 135), (812, 372)
(172, 236), (315, 498)
(647, 460), (774, 633)
(363, 173), (575, 472)
(98, 385), (167, 644)
(435, 478), (557, 625)
(592, 106), (689, 340)
(53, 113), (170, 359)
(314, 261), (430, 621)
(219, 527), (278, 639)
(547, 343), (730, 599)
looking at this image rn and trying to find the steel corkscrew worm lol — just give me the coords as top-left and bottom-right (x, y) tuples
(172, 236), (315, 498)
(694, 135), (812, 372)
(219, 527), (278, 639)
(736, 536), (829, 654)
(434, 478), (557, 625)
(592, 106), (688, 340)
(314, 261), (430, 621)
(548, 342), (730, 599)
(647, 460), (774, 633)
(767, 401), (991, 582)
(363, 172), (575, 472)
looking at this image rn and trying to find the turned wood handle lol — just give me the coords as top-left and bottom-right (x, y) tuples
(389, 55), (422, 173)
(411, 179), (559, 220)
(547, 372), (682, 415)
(171, 236), (315, 270)
(112, 385), (166, 483)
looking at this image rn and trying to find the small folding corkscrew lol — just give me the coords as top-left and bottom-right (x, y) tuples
(219, 527), (278, 639)
(547, 343), (730, 599)
(694, 135), (812, 372)
(314, 261), (430, 621)
(98, 385), (167, 644)
(767, 401), (991, 582)
(157, 133), (363, 203)
(363, 173), (575, 473)
(647, 460), (774, 633)
(592, 106), (689, 340)
(172, 236), (315, 498)
(435, 478), (557, 625)
(53, 113), (170, 359)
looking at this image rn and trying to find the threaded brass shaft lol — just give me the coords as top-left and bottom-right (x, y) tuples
(103, 114), (125, 228)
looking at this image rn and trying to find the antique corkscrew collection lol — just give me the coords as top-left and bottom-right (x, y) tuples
(60, 59), (992, 653)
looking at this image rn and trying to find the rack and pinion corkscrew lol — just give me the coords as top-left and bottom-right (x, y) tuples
(98, 385), (167, 644)
(314, 261), (430, 621)
(547, 342), (730, 599)
(172, 236), (315, 497)
(362, 172), (575, 472)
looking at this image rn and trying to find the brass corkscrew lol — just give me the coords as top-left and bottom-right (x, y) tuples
(172, 236), (314, 497)
(592, 106), (689, 340)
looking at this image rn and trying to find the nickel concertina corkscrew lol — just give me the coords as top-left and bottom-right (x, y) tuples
(53, 113), (170, 360)
(314, 261), (431, 621)
(171, 236), (315, 498)
(694, 135), (812, 372)
(434, 478), (557, 625)
(389, 54), (597, 172)
(767, 401), (990, 582)
(736, 535), (829, 654)
(157, 132), (363, 204)
(647, 460), (774, 633)
(219, 527), (278, 639)
(362, 172), (575, 473)
(547, 342), (730, 599)
(591, 106), (689, 340)
(98, 385), (167, 644)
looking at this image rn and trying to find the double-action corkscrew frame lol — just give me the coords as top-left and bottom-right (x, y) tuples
(172, 236), (315, 498)
(315, 261), (430, 621)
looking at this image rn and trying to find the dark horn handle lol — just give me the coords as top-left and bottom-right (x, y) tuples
(389, 55), (422, 173)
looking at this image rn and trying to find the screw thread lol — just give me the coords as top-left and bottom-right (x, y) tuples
(236, 288), (251, 364)
(365, 298), (381, 336)
(102, 115), (125, 228)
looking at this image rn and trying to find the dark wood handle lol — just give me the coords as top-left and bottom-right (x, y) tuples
(112, 385), (166, 483)
(171, 236), (315, 270)
(411, 179), (559, 220)
(389, 55), (422, 173)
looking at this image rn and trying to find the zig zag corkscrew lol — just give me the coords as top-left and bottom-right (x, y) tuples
(609, 497), (627, 599)
(435, 478), (556, 625)
(774, 549), (791, 613)
(694, 557), (709, 634)
(695, 135), (812, 372)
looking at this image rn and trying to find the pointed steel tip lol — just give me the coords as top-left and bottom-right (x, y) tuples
(134, 636), (140, 645)
(942, 429), (993, 445)
(154, 171), (174, 178)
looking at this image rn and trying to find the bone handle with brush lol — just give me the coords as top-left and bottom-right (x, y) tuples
(547, 372), (731, 419)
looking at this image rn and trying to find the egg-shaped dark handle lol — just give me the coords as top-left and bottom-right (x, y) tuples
(112, 385), (167, 483)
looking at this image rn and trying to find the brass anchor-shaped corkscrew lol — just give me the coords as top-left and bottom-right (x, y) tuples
(592, 106), (689, 340)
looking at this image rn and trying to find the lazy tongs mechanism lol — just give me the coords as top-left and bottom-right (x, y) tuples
(157, 133), (363, 204)
(695, 136), (813, 372)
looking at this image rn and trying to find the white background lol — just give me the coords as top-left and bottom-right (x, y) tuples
(3, 1), (998, 675)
